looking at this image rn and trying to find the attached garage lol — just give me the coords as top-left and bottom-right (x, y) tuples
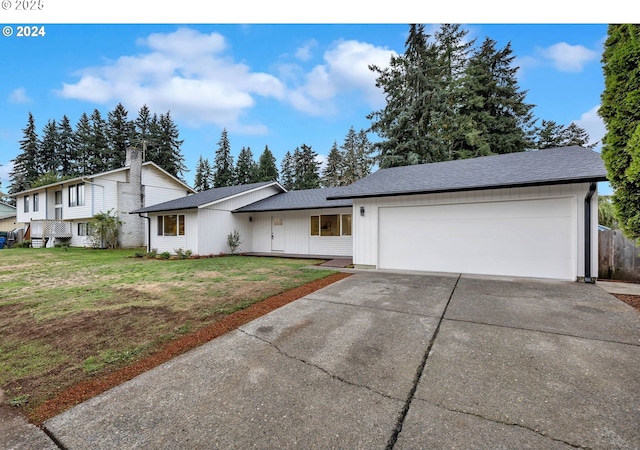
(327, 146), (609, 281)
(378, 197), (575, 279)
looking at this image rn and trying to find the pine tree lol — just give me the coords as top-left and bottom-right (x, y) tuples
(9, 112), (40, 194)
(106, 102), (134, 170)
(280, 151), (295, 190)
(194, 155), (213, 192)
(74, 112), (94, 176)
(292, 144), (321, 190)
(534, 120), (567, 149)
(146, 111), (187, 179)
(256, 145), (279, 182)
(39, 119), (60, 174)
(368, 24), (448, 167)
(456, 38), (536, 158)
(234, 146), (258, 185)
(322, 141), (344, 187)
(58, 115), (76, 177)
(599, 24), (640, 240)
(562, 123), (596, 149)
(213, 129), (235, 187)
(89, 109), (109, 173)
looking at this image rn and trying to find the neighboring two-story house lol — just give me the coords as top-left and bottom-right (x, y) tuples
(14, 148), (194, 248)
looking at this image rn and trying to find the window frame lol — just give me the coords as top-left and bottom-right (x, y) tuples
(310, 213), (352, 237)
(68, 183), (85, 207)
(33, 193), (39, 212)
(23, 196), (29, 213)
(157, 214), (186, 237)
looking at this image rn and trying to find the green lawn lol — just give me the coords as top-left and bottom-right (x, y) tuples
(0, 247), (332, 411)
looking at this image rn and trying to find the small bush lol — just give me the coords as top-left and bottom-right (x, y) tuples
(160, 251), (171, 260)
(16, 240), (31, 248)
(174, 248), (193, 260)
(147, 248), (157, 258)
(134, 251), (145, 258)
(227, 230), (242, 255)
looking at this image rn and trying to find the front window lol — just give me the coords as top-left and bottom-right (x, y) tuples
(157, 215), (185, 236)
(33, 193), (39, 212)
(68, 184), (85, 207)
(78, 223), (89, 236)
(23, 196), (29, 213)
(310, 214), (352, 237)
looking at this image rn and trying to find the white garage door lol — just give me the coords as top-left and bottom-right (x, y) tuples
(378, 198), (575, 280)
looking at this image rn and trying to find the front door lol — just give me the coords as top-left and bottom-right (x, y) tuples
(271, 216), (284, 251)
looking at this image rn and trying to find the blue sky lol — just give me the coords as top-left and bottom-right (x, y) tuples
(0, 21), (611, 193)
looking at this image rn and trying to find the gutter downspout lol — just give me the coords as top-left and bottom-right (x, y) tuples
(138, 213), (151, 253)
(584, 182), (597, 283)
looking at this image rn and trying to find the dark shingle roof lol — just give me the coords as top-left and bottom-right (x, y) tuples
(327, 146), (608, 200)
(132, 181), (282, 214)
(234, 187), (352, 212)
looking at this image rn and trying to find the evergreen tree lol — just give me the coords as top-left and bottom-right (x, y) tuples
(133, 104), (153, 159)
(599, 24), (640, 240)
(73, 112), (94, 176)
(39, 119), (60, 174)
(9, 112), (40, 194)
(213, 129), (235, 187)
(280, 151), (295, 191)
(106, 102), (134, 170)
(256, 145), (279, 182)
(456, 38), (536, 158)
(58, 115), (76, 177)
(340, 127), (375, 185)
(562, 123), (596, 149)
(534, 120), (567, 149)
(292, 144), (321, 190)
(193, 155), (213, 192)
(146, 111), (187, 179)
(89, 109), (109, 173)
(234, 146), (258, 185)
(322, 141), (344, 187)
(369, 24), (451, 167)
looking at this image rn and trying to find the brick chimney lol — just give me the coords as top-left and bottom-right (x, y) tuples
(118, 146), (145, 248)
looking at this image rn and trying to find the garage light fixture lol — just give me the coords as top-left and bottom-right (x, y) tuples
(360, 206), (365, 217)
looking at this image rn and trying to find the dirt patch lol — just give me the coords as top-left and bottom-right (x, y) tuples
(25, 272), (351, 424)
(612, 293), (640, 312)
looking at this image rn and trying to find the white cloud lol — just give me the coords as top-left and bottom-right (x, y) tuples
(288, 40), (396, 116)
(295, 40), (317, 61)
(57, 28), (284, 132)
(8, 87), (30, 104)
(538, 42), (598, 72)
(573, 105), (606, 150)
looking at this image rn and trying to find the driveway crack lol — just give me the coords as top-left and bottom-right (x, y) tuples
(386, 273), (461, 450)
(237, 328), (401, 403)
(423, 399), (590, 449)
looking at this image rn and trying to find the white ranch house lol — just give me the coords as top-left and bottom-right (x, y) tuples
(14, 148), (194, 248)
(134, 146), (607, 282)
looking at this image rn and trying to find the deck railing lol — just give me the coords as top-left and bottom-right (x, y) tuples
(30, 220), (73, 239)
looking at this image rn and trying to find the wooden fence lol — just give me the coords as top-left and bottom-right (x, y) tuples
(598, 229), (640, 282)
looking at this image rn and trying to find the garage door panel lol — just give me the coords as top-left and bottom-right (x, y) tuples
(378, 198), (575, 280)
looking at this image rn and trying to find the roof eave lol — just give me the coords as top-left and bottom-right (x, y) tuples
(326, 176), (609, 200)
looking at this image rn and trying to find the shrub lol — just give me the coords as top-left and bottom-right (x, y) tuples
(227, 230), (242, 255)
(160, 251), (171, 260)
(174, 248), (193, 260)
(88, 209), (123, 249)
(16, 240), (31, 248)
(147, 248), (157, 258)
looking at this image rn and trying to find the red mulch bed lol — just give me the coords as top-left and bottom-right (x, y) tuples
(613, 293), (640, 311)
(26, 272), (351, 425)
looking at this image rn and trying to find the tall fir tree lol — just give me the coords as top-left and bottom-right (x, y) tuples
(106, 102), (134, 170)
(213, 129), (235, 187)
(39, 119), (60, 174)
(322, 141), (344, 187)
(292, 144), (321, 190)
(193, 155), (213, 192)
(58, 115), (76, 177)
(89, 109), (109, 173)
(133, 104), (153, 158)
(280, 151), (295, 190)
(73, 112), (94, 176)
(598, 24), (640, 240)
(456, 38), (536, 158)
(256, 145), (279, 182)
(368, 24), (448, 167)
(234, 146), (258, 185)
(9, 112), (40, 194)
(146, 111), (187, 179)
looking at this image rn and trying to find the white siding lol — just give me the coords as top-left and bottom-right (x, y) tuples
(353, 183), (596, 279)
(148, 210), (196, 254)
(248, 207), (353, 256)
(142, 166), (191, 207)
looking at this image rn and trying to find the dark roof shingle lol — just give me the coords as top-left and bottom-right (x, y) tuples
(234, 187), (352, 212)
(327, 146), (608, 200)
(132, 181), (281, 214)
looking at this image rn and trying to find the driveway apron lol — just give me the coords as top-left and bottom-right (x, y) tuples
(43, 272), (640, 449)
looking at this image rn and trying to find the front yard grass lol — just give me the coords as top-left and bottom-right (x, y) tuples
(0, 247), (333, 417)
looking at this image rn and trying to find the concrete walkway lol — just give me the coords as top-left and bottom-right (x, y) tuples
(10, 272), (640, 449)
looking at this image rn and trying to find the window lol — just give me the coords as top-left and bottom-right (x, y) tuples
(68, 183), (85, 207)
(310, 214), (352, 237)
(23, 196), (29, 213)
(33, 193), (39, 212)
(157, 215), (185, 236)
(78, 223), (89, 236)
(55, 190), (62, 205)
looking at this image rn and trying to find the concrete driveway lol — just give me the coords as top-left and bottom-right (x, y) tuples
(38, 272), (640, 449)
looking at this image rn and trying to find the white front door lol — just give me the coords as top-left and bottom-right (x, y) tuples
(271, 216), (284, 251)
